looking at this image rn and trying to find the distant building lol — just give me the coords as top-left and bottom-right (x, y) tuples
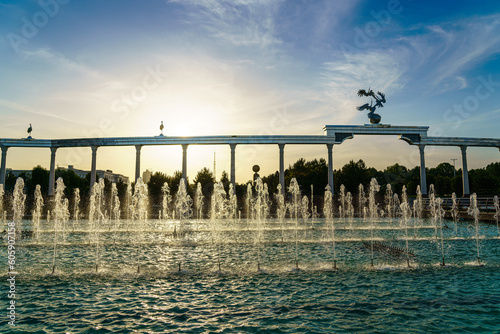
(67, 165), (129, 184)
(7, 166), (129, 184)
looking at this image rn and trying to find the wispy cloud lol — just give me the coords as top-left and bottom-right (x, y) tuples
(21, 48), (104, 79)
(0, 98), (94, 126)
(402, 14), (500, 93)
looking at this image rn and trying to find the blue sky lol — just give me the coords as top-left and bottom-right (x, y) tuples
(1, 0), (499, 183)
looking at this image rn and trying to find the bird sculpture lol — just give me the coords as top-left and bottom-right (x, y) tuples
(356, 88), (386, 124)
(27, 123), (33, 139)
(159, 121), (164, 136)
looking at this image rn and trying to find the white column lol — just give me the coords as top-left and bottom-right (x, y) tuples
(48, 147), (57, 196)
(327, 143), (334, 194)
(90, 146), (98, 189)
(230, 144), (236, 187)
(135, 145), (142, 183)
(0, 146), (8, 186)
(182, 144), (188, 183)
(279, 144), (285, 192)
(460, 146), (470, 196)
(419, 145), (427, 195)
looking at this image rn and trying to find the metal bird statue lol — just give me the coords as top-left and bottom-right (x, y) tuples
(159, 121), (164, 136)
(27, 123), (32, 139)
(357, 88), (386, 124)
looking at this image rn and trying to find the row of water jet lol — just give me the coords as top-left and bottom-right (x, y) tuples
(52, 178), (69, 274)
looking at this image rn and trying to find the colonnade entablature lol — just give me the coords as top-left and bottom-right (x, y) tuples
(1, 124), (499, 197)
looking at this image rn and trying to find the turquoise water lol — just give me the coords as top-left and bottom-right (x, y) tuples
(2, 218), (500, 333)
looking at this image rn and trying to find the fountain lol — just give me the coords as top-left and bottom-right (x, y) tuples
(275, 184), (286, 242)
(194, 182), (204, 220)
(451, 192), (459, 236)
(399, 186), (412, 267)
(161, 182), (172, 220)
(51, 177), (69, 274)
(32, 185), (43, 243)
(468, 193), (482, 265)
(368, 178), (380, 267)
(323, 185), (336, 269)
(0, 175), (497, 278)
(130, 177), (148, 273)
(2, 175), (499, 333)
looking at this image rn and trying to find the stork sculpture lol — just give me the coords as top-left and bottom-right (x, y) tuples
(159, 121), (164, 136)
(356, 88), (386, 124)
(27, 123), (33, 139)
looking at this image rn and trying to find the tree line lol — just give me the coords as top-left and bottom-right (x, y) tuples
(4, 160), (500, 199)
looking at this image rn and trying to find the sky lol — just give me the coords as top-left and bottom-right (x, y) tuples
(0, 0), (499, 184)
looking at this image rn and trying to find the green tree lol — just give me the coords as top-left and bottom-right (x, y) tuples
(192, 168), (214, 197)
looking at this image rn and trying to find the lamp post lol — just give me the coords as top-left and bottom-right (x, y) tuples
(451, 158), (457, 177)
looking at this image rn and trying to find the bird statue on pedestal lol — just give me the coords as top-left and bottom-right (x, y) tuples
(356, 88), (386, 124)
(159, 121), (164, 136)
(27, 123), (33, 139)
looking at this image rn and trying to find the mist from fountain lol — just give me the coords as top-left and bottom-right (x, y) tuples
(211, 182), (227, 272)
(52, 177), (69, 274)
(89, 179), (106, 272)
(385, 184), (394, 219)
(288, 178), (301, 269)
(32, 185), (43, 243)
(468, 193), (482, 265)
(368, 178), (380, 267)
(451, 192), (459, 236)
(73, 188), (80, 231)
(400, 186), (412, 267)
(323, 185), (336, 269)
(130, 178), (148, 273)
(195, 182), (204, 220)
(275, 184), (286, 243)
(345, 191), (354, 230)
(161, 182), (172, 220)
(434, 196), (446, 266)
(358, 184), (366, 218)
(12, 178), (26, 234)
(253, 178), (270, 271)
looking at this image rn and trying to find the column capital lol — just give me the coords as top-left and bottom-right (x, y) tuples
(1, 145), (8, 153)
(460, 145), (467, 152)
(135, 144), (143, 150)
(50, 146), (58, 153)
(278, 143), (285, 149)
(91, 145), (99, 153)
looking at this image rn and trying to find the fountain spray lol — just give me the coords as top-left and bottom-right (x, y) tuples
(368, 178), (380, 268)
(32, 184), (44, 243)
(323, 185), (336, 269)
(52, 178), (69, 274)
(467, 193), (482, 265)
(493, 195), (499, 237)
